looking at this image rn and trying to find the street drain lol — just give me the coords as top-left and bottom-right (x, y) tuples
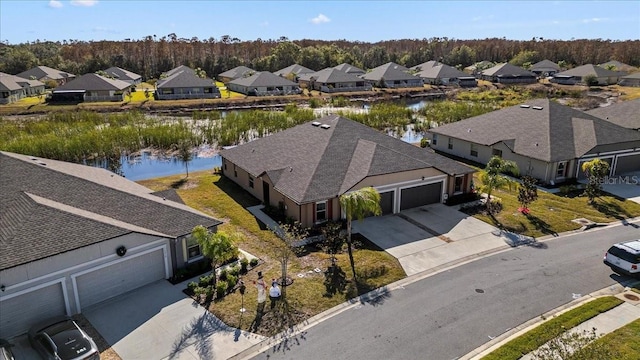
(623, 293), (640, 301)
(475, 289), (485, 294)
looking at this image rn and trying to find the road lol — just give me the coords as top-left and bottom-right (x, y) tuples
(250, 221), (640, 360)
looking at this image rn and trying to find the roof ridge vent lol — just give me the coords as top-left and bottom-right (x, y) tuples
(532, 106), (544, 110)
(311, 121), (321, 126)
(520, 104), (530, 108)
(320, 124), (331, 129)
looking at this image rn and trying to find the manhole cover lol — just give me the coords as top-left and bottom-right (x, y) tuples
(475, 289), (485, 294)
(623, 293), (640, 301)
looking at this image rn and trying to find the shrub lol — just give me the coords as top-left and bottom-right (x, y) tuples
(420, 138), (429, 148)
(218, 268), (228, 281)
(199, 275), (211, 287)
(309, 98), (322, 108)
(584, 74), (599, 87)
(216, 282), (228, 299)
(187, 281), (198, 291)
(240, 258), (249, 274)
(226, 274), (238, 289)
(559, 184), (578, 196)
(249, 258), (259, 267)
(229, 265), (240, 277)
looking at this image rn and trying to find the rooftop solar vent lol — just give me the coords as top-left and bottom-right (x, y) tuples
(311, 121), (321, 126)
(320, 124), (331, 129)
(520, 104), (530, 108)
(532, 106), (543, 110)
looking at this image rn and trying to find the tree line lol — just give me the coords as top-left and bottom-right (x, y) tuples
(1, 35), (638, 81)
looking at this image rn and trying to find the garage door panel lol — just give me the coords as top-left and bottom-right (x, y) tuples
(379, 191), (394, 215)
(615, 154), (640, 175)
(400, 182), (442, 211)
(0, 283), (66, 338)
(76, 249), (165, 310)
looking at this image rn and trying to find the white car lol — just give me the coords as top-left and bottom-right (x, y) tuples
(603, 239), (640, 278)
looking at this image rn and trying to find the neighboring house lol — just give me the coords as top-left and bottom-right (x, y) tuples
(103, 66), (143, 85)
(530, 59), (561, 77)
(550, 64), (620, 85)
(273, 64), (315, 80)
(50, 73), (133, 102)
(333, 63), (366, 76)
(360, 62), (423, 88)
(587, 98), (640, 131)
(428, 99), (640, 184)
(409, 60), (439, 72)
(162, 65), (196, 78)
(480, 63), (537, 84)
(0, 151), (222, 338)
(217, 66), (256, 83)
(0, 76), (23, 104)
(416, 63), (477, 87)
(599, 60), (637, 75)
(463, 61), (494, 75)
(618, 72), (640, 87)
(16, 66), (75, 86)
(156, 68), (220, 100)
(226, 71), (301, 96)
(299, 68), (372, 93)
(1, 72), (46, 97)
(220, 115), (475, 228)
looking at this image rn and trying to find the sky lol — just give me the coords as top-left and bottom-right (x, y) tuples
(1, 0), (639, 44)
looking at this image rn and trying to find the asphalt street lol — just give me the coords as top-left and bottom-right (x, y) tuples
(250, 222), (640, 360)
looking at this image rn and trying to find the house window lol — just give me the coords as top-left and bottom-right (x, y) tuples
(448, 138), (454, 150)
(470, 144), (478, 157)
(249, 175), (254, 188)
(432, 134), (438, 146)
(556, 161), (567, 178)
(454, 176), (464, 194)
(186, 236), (202, 261)
(492, 149), (503, 158)
(315, 201), (327, 223)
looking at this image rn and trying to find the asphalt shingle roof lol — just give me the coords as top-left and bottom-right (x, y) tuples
(0, 72), (45, 89)
(416, 64), (473, 80)
(228, 71), (298, 87)
(157, 70), (216, 88)
(16, 66), (75, 81)
(53, 73), (131, 91)
(0, 76), (22, 91)
(305, 68), (366, 83)
(0, 151), (221, 270)
(360, 62), (420, 82)
(587, 99), (640, 130)
(333, 63), (366, 74)
(554, 64), (619, 78)
(429, 99), (640, 162)
(531, 60), (560, 72)
(104, 67), (142, 82)
(274, 64), (315, 76)
(220, 116), (474, 204)
(481, 63), (536, 77)
(164, 65), (195, 77)
(409, 61), (440, 71)
(218, 66), (256, 80)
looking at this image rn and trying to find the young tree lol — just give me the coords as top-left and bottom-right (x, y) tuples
(480, 156), (519, 209)
(273, 222), (307, 299)
(176, 140), (193, 177)
(320, 221), (345, 265)
(581, 158), (610, 204)
(517, 175), (538, 214)
(191, 225), (239, 290)
(339, 187), (381, 282)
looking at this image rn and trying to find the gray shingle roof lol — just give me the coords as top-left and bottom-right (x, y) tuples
(218, 66), (256, 80)
(0, 151), (222, 270)
(53, 73), (131, 92)
(531, 60), (560, 72)
(0, 76), (22, 91)
(157, 70), (216, 88)
(599, 60), (637, 73)
(587, 99), (640, 130)
(0, 72), (45, 88)
(220, 116), (474, 204)
(227, 71), (298, 87)
(409, 60), (439, 71)
(163, 65), (196, 77)
(416, 64), (473, 80)
(429, 99), (640, 162)
(481, 63), (536, 77)
(104, 67), (142, 82)
(16, 66), (75, 81)
(360, 62), (420, 82)
(306, 68), (366, 83)
(274, 64), (315, 76)
(554, 64), (619, 78)
(333, 63), (366, 74)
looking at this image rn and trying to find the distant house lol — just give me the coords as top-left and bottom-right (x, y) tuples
(463, 61), (494, 75)
(550, 64), (620, 85)
(0, 76), (23, 104)
(50, 73), (133, 102)
(163, 65), (196, 78)
(530, 60), (561, 77)
(299, 68), (372, 93)
(217, 66), (256, 83)
(416, 63), (477, 87)
(360, 62), (423, 88)
(227, 71), (301, 96)
(618, 72), (640, 87)
(409, 60), (439, 72)
(273, 64), (315, 80)
(1, 72), (46, 98)
(16, 66), (75, 87)
(599, 60), (637, 75)
(588, 98), (640, 131)
(480, 63), (537, 84)
(428, 99), (640, 184)
(333, 63), (366, 76)
(103, 67), (143, 85)
(156, 67), (220, 100)
(220, 115), (475, 228)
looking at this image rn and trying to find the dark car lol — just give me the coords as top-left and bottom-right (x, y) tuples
(0, 339), (15, 360)
(28, 316), (99, 360)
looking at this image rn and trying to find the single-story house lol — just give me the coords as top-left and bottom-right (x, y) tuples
(599, 60), (637, 75)
(162, 65), (196, 78)
(480, 63), (537, 84)
(0, 76), (23, 104)
(1, 72), (46, 98)
(333, 63), (366, 76)
(103, 66), (143, 85)
(0, 151), (222, 338)
(618, 72), (640, 87)
(299, 68), (372, 93)
(156, 68), (220, 100)
(428, 99), (640, 184)
(416, 63), (477, 87)
(463, 61), (495, 75)
(220, 115), (476, 228)
(217, 66), (256, 83)
(530, 60), (561, 77)
(50, 73), (133, 102)
(273, 64), (315, 80)
(16, 66), (75, 87)
(409, 60), (439, 72)
(550, 64), (619, 85)
(226, 71), (301, 96)
(360, 62), (423, 88)
(587, 98), (640, 131)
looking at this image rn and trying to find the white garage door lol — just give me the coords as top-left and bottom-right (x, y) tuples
(0, 282), (67, 338)
(75, 248), (166, 311)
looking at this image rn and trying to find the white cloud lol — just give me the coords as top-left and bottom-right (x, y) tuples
(310, 14), (330, 24)
(70, 0), (98, 6)
(582, 17), (607, 23)
(49, 0), (63, 8)
(260, 21), (269, 27)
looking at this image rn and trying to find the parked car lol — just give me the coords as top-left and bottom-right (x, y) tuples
(28, 316), (99, 360)
(0, 339), (15, 360)
(603, 239), (640, 278)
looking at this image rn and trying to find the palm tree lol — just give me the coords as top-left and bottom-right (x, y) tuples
(339, 187), (381, 282)
(480, 156), (519, 209)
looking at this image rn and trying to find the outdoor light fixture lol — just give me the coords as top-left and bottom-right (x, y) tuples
(0, 285), (5, 292)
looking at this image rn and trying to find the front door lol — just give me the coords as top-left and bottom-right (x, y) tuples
(262, 180), (270, 205)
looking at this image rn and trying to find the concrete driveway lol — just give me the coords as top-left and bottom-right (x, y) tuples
(83, 280), (265, 360)
(353, 204), (509, 276)
(601, 171), (640, 204)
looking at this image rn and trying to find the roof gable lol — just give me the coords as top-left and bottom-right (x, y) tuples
(274, 64), (315, 76)
(333, 63), (366, 74)
(16, 66), (75, 81)
(531, 60), (560, 71)
(104, 67), (142, 81)
(219, 66), (256, 80)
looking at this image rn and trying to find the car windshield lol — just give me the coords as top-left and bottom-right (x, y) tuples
(46, 322), (92, 359)
(608, 246), (640, 264)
